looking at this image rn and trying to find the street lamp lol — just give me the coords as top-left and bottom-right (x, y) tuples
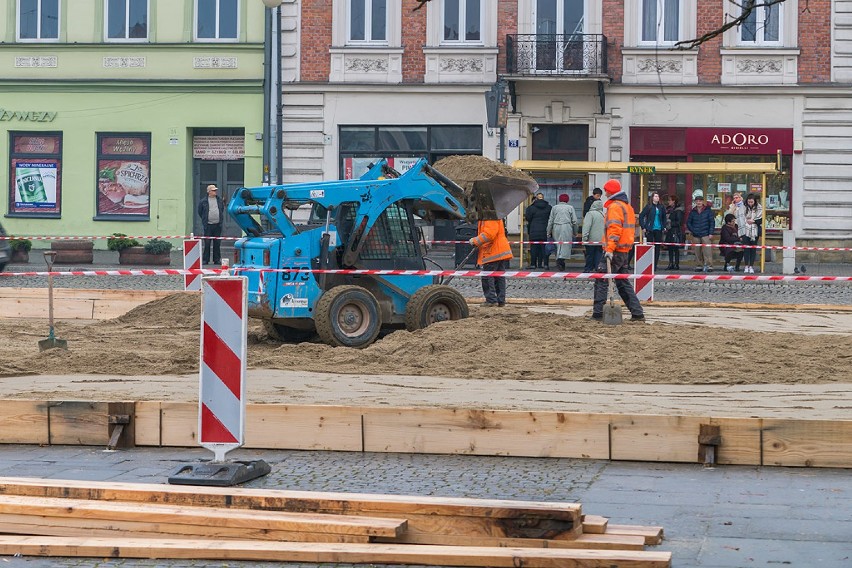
(261, 0), (284, 185)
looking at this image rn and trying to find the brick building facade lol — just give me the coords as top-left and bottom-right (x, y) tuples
(279, 0), (851, 246)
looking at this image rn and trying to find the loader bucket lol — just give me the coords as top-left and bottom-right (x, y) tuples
(469, 176), (537, 220)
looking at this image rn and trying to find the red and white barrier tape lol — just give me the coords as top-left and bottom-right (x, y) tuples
(2, 234), (852, 252)
(1, 267), (850, 282)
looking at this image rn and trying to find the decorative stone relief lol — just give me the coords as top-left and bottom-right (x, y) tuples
(345, 58), (388, 72)
(103, 57), (146, 68)
(15, 56), (57, 68)
(193, 57), (238, 69)
(439, 58), (483, 73)
(636, 58), (682, 73)
(736, 59), (782, 73)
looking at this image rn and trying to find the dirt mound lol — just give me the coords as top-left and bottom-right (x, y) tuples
(432, 155), (537, 192)
(110, 293), (201, 328)
(2, 296), (848, 386)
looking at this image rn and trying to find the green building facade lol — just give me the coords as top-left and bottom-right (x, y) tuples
(0, 0), (266, 245)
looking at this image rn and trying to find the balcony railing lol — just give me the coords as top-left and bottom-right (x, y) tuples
(505, 34), (608, 77)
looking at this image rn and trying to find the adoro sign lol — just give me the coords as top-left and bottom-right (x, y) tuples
(686, 128), (792, 155)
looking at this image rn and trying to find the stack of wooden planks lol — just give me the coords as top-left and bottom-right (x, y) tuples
(0, 477), (670, 567)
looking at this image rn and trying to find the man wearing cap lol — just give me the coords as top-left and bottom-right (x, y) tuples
(591, 179), (644, 322)
(197, 184), (225, 265)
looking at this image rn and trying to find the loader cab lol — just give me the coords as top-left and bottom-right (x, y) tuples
(312, 200), (425, 270)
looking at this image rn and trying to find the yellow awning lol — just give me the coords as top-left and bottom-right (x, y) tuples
(512, 160), (779, 175)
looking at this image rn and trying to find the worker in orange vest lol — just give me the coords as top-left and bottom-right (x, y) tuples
(469, 218), (512, 307)
(591, 179), (645, 322)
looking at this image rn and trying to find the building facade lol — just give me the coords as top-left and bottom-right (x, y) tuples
(284, 0), (851, 248)
(1, 0), (267, 244)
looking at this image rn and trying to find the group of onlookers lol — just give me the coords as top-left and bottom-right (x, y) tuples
(526, 188), (764, 274)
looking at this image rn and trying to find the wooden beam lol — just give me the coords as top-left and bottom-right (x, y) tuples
(0, 401), (48, 444)
(48, 401), (109, 445)
(376, 532), (645, 550)
(0, 478), (582, 541)
(0, 536), (673, 566)
(762, 419), (852, 467)
(581, 515), (609, 534)
(605, 525), (664, 546)
(0, 495), (405, 538)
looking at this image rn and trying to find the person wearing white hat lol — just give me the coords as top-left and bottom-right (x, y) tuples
(197, 184), (225, 265)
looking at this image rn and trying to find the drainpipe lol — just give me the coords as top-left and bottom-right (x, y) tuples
(276, 4), (284, 185)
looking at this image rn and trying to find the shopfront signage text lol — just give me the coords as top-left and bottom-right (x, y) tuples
(628, 165), (656, 174)
(0, 109), (57, 122)
(686, 127), (793, 155)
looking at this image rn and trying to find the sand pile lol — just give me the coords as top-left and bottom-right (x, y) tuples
(432, 155), (537, 192)
(0, 293), (849, 385)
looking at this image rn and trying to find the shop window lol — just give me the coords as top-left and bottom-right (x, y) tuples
(17, 0), (59, 41)
(531, 124), (589, 161)
(443, 0), (481, 43)
(339, 125), (482, 179)
(740, 1), (781, 45)
(196, 0), (239, 41)
(349, 0), (387, 43)
(95, 133), (152, 219)
(640, 0), (680, 44)
(105, 0), (148, 41)
(8, 132), (62, 218)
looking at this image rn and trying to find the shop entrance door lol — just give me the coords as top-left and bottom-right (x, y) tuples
(192, 159), (244, 239)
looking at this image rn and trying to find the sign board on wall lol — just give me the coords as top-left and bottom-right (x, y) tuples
(193, 136), (245, 160)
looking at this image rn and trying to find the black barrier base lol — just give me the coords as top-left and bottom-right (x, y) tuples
(168, 459), (271, 487)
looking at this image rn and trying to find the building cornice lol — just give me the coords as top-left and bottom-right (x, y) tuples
(606, 83), (852, 96)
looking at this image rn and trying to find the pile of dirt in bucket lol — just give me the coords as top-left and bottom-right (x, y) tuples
(432, 155), (536, 192)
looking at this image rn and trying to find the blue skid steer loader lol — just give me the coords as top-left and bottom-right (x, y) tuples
(227, 158), (534, 348)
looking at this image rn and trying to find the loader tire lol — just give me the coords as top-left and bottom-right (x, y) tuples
(263, 320), (316, 343)
(315, 285), (381, 348)
(404, 285), (469, 332)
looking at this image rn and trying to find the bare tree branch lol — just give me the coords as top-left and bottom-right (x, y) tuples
(673, 0), (788, 50)
(412, 0), (430, 12)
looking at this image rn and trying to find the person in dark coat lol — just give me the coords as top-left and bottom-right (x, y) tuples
(664, 195), (685, 270)
(197, 184), (225, 265)
(582, 187), (602, 217)
(525, 192), (552, 269)
(638, 192), (667, 269)
(686, 193), (716, 272)
(720, 213), (744, 272)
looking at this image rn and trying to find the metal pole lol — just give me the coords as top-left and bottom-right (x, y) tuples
(275, 4), (284, 185)
(498, 127), (506, 164)
(760, 172), (767, 273)
(262, 8), (272, 184)
(639, 175), (646, 242)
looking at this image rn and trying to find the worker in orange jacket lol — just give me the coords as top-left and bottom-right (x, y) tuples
(469, 218), (512, 307)
(591, 179), (645, 322)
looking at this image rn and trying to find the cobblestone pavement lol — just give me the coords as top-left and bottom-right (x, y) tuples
(0, 445), (849, 568)
(2, 247), (852, 306)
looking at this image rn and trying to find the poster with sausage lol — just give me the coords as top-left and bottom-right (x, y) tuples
(96, 134), (151, 217)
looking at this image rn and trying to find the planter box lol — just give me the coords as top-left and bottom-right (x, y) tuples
(119, 246), (171, 266)
(10, 249), (29, 263)
(51, 240), (94, 264)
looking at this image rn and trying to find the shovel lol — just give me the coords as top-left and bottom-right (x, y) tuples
(39, 251), (68, 351)
(602, 256), (623, 326)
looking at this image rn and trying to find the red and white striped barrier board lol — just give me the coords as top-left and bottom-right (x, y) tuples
(183, 239), (201, 292)
(198, 276), (248, 462)
(634, 244), (654, 301)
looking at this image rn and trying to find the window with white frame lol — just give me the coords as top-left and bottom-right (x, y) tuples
(105, 0), (148, 40)
(349, 0), (387, 43)
(443, 0), (481, 43)
(740, 1), (781, 44)
(196, 0), (239, 41)
(640, 0), (680, 44)
(18, 0), (59, 41)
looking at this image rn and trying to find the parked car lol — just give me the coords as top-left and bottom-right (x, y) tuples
(0, 221), (10, 272)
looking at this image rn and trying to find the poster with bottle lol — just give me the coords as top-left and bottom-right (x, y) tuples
(11, 159), (60, 213)
(96, 134), (151, 217)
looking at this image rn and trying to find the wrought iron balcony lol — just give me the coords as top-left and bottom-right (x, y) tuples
(505, 34), (608, 78)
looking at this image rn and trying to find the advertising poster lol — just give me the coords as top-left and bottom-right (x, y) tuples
(96, 134), (151, 217)
(11, 159), (60, 214)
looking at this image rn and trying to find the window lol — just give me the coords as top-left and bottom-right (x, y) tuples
(196, 0), (239, 41)
(106, 0), (148, 41)
(443, 0), (481, 42)
(641, 0), (680, 43)
(349, 0), (387, 42)
(8, 132), (62, 218)
(741, 2), (780, 44)
(96, 133), (152, 219)
(18, 0), (59, 41)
